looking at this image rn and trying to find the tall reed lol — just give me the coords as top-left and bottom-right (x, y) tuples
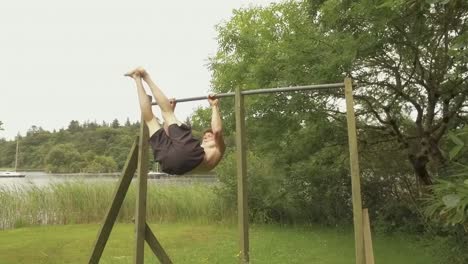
(0, 181), (236, 229)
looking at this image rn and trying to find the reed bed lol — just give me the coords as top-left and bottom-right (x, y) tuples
(0, 181), (235, 229)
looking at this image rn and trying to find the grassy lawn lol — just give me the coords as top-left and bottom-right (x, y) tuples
(0, 223), (439, 264)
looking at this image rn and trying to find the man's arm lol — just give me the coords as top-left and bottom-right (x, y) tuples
(208, 95), (226, 153)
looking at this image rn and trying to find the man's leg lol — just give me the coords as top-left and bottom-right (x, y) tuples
(163, 99), (178, 134)
(131, 74), (162, 136)
(135, 68), (181, 127)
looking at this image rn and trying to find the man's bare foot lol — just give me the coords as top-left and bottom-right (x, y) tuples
(169, 98), (177, 111)
(124, 69), (139, 79)
(124, 67), (147, 78)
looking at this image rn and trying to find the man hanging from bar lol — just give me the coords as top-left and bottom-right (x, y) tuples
(125, 67), (225, 175)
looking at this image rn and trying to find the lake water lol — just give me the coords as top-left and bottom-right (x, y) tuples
(0, 171), (217, 188)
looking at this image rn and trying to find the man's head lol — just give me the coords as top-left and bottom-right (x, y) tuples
(202, 128), (214, 143)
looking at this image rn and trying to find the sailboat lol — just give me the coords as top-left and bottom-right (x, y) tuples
(0, 139), (26, 178)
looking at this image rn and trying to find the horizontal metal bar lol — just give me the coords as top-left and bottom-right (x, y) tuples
(151, 82), (344, 105)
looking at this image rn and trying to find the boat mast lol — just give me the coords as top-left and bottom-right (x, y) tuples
(15, 139), (19, 172)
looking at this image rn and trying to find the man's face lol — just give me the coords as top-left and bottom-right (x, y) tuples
(203, 132), (214, 143)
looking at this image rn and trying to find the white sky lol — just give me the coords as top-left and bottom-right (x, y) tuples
(0, 0), (278, 140)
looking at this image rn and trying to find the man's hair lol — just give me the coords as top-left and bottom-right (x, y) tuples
(203, 128), (213, 135)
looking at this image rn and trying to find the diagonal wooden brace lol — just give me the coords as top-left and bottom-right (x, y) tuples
(88, 137), (139, 264)
(145, 223), (173, 264)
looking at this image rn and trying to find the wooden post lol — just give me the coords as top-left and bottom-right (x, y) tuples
(344, 77), (364, 264)
(363, 209), (375, 264)
(89, 138), (139, 264)
(145, 223), (173, 264)
(90, 94), (172, 263)
(235, 87), (249, 264)
(135, 114), (150, 264)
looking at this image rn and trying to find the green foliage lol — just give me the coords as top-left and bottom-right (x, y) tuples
(0, 119), (141, 172)
(215, 150), (288, 223)
(200, 0), (467, 232)
(427, 232), (468, 264)
(200, 0), (431, 228)
(45, 144), (84, 173)
(422, 127), (468, 264)
(424, 128), (468, 228)
(0, 182), (233, 229)
(67, 120), (81, 133)
(111, 118), (120, 128)
(308, 0), (468, 184)
(201, 1), (354, 225)
(213, 114), (354, 225)
(83, 155), (117, 173)
(190, 107), (212, 133)
(424, 179), (468, 228)
(286, 145), (353, 224)
(0, 140), (16, 168)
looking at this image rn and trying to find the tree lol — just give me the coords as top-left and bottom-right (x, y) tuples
(84, 155), (117, 173)
(68, 120), (81, 133)
(209, 1), (336, 137)
(83, 120), (98, 130)
(0, 120), (3, 131)
(204, 1), (357, 224)
(45, 144), (83, 173)
(0, 116), (138, 171)
(27, 125), (45, 136)
(209, 0), (467, 185)
(111, 119), (120, 128)
(200, 0), (468, 229)
(124, 118), (131, 127)
(306, 0), (468, 185)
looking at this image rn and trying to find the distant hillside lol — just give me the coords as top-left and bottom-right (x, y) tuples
(0, 119), (197, 173)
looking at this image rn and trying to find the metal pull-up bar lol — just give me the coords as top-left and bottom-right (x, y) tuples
(151, 82), (344, 105)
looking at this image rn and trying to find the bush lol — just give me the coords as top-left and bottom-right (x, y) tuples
(421, 128), (468, 264)
(215, 150), (292, 223)
(84, 155), (118, 173)
(285, 148), (353, 225)
(214, 146), (354, 225)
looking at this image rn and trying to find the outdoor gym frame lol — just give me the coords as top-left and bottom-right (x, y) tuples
(88, 78), (374, 264)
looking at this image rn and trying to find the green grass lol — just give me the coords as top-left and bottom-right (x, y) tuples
(0, 223), (440, 264)
(0, 182), (235, 229)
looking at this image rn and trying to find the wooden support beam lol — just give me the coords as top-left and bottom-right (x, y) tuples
(235, 87), (249, 264)
(363, 209), (375, 264)
(344, 77), (365, 264)
(135, 115), (150, 264)
(89, 137), (139, 264)
(145, 223), (173, 264)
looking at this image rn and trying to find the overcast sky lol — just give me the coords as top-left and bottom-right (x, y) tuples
(0, 0), (278, 140)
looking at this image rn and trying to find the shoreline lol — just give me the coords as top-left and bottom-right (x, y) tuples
(0, 170), (217, 179)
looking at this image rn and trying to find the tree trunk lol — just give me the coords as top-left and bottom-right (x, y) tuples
(409, 153), (433, 185)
